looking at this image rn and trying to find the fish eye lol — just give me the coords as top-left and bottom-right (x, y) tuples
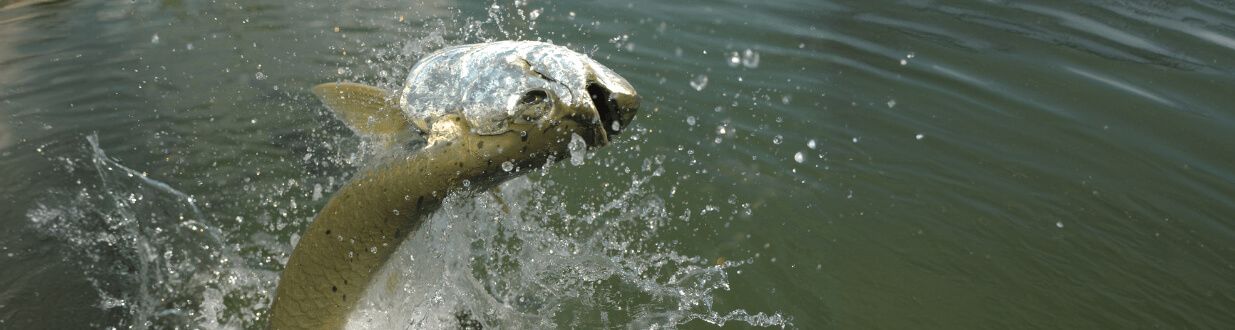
(519, 90), (548, 105)
(513, 89), (553, 123)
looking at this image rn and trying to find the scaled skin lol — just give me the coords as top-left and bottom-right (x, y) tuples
(270, 115), (613, 329)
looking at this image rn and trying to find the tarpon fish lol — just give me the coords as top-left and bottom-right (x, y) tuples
(269, 41), (640, 329)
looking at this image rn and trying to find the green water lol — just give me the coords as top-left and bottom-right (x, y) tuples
(3, 0), (1235, 328)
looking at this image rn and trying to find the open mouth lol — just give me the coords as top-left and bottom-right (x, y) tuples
(588, 83), (622, 138)
(560, 82), (637, 148)
(587, 82), (640, 142)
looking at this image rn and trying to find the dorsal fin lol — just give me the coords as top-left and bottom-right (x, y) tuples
(311, 82), (414, 142)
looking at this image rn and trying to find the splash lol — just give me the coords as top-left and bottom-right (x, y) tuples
(27, 134), (277, 329)
(28, 131), (787, 329)
(348, 157), (790, 328)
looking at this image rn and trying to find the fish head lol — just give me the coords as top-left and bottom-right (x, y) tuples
(398, 41), (639, 148)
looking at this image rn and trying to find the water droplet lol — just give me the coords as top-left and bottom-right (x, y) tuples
(727, 51), (741, 67)
(690, 75), (709, 91)
(741, 49), (760, 68)
(686, 116), (697, 126)
(150, 33), (160, 44)
(793, 152), (805, 163)
(568, 133), (586, 166)
(501, 161), (514, 172)
(254, 72), (267, 80)
(807, 139), (817, 149)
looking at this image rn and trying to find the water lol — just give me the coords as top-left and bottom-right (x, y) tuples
(3, 0), (1235, 328)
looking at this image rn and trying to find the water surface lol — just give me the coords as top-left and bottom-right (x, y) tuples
(2, 0), (1235, 328)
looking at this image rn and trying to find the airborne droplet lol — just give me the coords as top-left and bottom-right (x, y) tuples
(568, 133), (586, 166)
(690, 75), (708, 91)
(741, 49), (760, 68)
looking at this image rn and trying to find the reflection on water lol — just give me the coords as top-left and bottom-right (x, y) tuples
(4, 0), (1235, 328)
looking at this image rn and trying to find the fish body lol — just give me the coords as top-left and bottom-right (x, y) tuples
(270, 41), (639, 330)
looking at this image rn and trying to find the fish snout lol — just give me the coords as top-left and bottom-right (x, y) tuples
(587, 82), (640, 139)
(560, 82), (639, 149)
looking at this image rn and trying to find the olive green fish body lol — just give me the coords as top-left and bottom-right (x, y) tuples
(271, 117), (597, 329)
(270, 40), (639, 329)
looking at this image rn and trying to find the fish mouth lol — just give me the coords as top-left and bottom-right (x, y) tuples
(583, 82), (639, 147)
